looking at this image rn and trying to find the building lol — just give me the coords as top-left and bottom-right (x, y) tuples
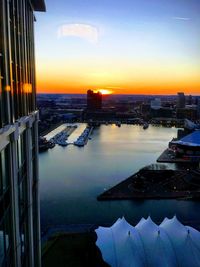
(150, 98), (161, 110)
(176, 106), (197, 120)
(151, 107), (173, 118)
(177, 92), (186, 108)
(87, 90), (102, 110)
(0, 1), (45, 267)
(187, 95), (193, 105)
(96, 216), (200, 267)
(197, 98), (200, 119)
(170, 130), (200, 162)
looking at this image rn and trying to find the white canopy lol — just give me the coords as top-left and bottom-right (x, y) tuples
(95, 216), (200, 267)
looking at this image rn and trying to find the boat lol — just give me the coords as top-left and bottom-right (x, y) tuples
(143, 123), (149, 130)
(74, 140), (84, 147)
(57, 140), (68, 146)
(116, 122), (121, 127)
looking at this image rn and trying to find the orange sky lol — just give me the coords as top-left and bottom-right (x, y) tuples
(36, 60), (200, 95)
(35, 0), (200, 95)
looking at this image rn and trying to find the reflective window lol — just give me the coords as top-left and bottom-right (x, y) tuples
(0, 147), (9, 195)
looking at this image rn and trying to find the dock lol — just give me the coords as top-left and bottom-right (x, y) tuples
(157, 149), (197, 163)
(43, 123), (93, 147)
(67, 124), (88, 144)
(98, 169), (200, 200)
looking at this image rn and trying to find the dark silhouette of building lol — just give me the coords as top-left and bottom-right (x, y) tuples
(197, 98), (200, 119)
(188, 95), (193, 105)
(177, 92), (185, 108)
(0, 1), (45, 266)
(176, 107), (197, 120)
(87, 90), (102, 110)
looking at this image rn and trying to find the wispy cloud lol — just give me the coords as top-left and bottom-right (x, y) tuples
(106, 86), (123, 89)
(173, 17), (191, 21)
(58, 23), (99, 43)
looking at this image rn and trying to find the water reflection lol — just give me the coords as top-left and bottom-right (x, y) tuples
(39, 125), (200, 229)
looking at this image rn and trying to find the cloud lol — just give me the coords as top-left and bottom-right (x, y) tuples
(106, 86), (123, 89)
(173, 17), (191, 21)
(58, 23), (99, 43)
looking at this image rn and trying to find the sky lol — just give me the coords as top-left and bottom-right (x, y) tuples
(35, 0), (200, 95)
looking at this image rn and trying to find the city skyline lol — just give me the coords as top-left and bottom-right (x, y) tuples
(35, 0), (200, 95)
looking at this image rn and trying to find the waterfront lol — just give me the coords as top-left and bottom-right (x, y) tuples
(39, 125), (200, 231)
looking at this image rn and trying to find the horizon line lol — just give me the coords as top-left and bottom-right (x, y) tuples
(36, 92), (200, 96)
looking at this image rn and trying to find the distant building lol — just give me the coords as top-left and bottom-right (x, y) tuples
(188, 95), (193, 105)
(150, 98), (161, 110)
(177, 92), (186, 108)
(0, 1), (45, 266)
(176, 107), (197, 120)
(141, 103), (151, 114)
(197, 98), (200, 119)
(151, 107), (173, 118)
(87, 90), (102, 110)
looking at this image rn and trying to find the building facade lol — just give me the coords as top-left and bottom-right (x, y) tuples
(0, 1), (45, 266)
(177, 92), (186, 108)
(87, 90), (102, 110)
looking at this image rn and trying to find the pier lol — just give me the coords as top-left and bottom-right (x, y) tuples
(98, 168), (200, 200)
(67, 123), (88, 144)
(43, 123), (93, 147)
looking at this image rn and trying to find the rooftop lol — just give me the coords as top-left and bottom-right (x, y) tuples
(172, 130), (200, 147)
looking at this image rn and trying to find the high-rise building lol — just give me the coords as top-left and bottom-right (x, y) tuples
(188, 95), (193, 105)
(197, 98), (200, 119)
(87, 90), (102, 110)
(0, 1), (45, 267)
(177, 92), (186, 108)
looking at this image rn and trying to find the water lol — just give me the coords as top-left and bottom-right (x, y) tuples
(39, 125), (200, 230)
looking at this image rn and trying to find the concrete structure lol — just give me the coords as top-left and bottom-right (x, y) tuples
(0, 1), (45, 266)
(87, 90), (102, 110)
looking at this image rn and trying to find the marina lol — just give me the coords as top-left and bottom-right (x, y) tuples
(42, 123), (93, 148)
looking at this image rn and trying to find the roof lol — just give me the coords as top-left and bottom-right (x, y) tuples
(172, 130), (200, 147)
(96, 216), (200, 267)
(31, 0), (46, 12)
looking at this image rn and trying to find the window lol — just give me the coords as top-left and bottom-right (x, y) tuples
(0, 147), (9, 196)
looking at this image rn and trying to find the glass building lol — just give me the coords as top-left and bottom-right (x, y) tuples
(0, 0), (45, 266)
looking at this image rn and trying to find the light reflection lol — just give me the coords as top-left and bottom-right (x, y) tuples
(23, 83), (32, 93)
(5, 85), (11, 92)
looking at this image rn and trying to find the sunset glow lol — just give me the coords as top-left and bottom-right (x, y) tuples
(95, 89), (113, 95)
(35, 0), (200, 95)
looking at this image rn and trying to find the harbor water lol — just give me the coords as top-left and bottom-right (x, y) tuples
(39, 124), (200, 230)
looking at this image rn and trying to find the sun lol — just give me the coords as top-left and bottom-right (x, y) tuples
(95, 89), (113, 95)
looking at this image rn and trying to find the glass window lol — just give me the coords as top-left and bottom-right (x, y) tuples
(0, 0), (4, 128)
(0, 146), (9, 195)
(0, 54), (3, 128)
(18, 135), (22, 168)
(0, 221), (6, 266)
(0, 198), (12, 266)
